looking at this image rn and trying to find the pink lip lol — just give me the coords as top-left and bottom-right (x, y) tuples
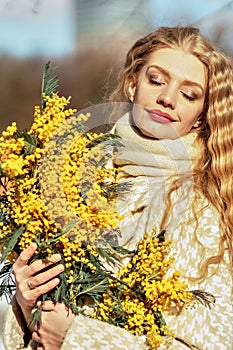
(146, 109), (175, 124)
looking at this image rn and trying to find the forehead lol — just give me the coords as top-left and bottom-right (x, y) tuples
(142, 48), (207, 88)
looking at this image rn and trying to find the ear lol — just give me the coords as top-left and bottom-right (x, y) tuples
(193, 113), (203, 128)
(127, 79), (136, 102)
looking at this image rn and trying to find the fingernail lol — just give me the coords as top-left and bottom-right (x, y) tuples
(31, 243), (37, 249)
(53, 254), (62, 261)
(58, 264), (65, 271)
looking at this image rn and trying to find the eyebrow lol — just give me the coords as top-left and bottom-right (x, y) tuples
(146, 65), (205, 93)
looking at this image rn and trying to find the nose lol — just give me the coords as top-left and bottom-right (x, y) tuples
(157, 86), (176, 109)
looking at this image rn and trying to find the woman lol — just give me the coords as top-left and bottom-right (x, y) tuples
(3, 26), (233, 349)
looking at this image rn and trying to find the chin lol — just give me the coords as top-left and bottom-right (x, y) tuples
(142, 130), (181, 140)
(136, 127), (157, 139)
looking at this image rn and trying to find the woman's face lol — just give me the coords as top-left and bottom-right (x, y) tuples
(128, 48), (207, 139)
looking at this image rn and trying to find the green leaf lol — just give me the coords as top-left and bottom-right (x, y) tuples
(1, 226), (25, 262)
(101, 181), (132, 200)
(34, 221), (76, 247)
(86, 134), (123, 150)
(104, 237), (133, 255)
(13, 130), (39, 155)
(111, 245), (132, 255)
(153, 310), (166, 334)
(75, 278), (109, 300)
(191, 290), (216, 309)
(41, 61), (59, 109)
(29, 305), (42, 327)
(97, 247), (118, 266)
(156, 230), (166, 244)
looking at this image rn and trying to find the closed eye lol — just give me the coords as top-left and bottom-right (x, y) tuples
(182, 92), (197, 101)
(149, 77), (164, 86)
(149, 79), (161, 86)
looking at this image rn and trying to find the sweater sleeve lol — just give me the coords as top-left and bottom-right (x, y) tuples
(61, 314), (148, 350)
(3, 298), (148, 350)
(3, 297), (37, 350)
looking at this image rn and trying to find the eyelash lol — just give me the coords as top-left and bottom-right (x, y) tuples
(149, 77), (197, 102)
(182, 93), (196, 102)
(149, 77), (163, 86)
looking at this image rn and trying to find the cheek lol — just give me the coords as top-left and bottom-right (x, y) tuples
(133, 90), (142, 104)
(195, 99), (205, 117)
(133, 83), (152, 104)
(184, 104), (204, 125)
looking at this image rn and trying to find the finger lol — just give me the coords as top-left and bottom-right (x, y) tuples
(32, 331), (41, 343)
(13, 243), (37, 270)
(38, 301), (72, 313)
(28, 254), (62, 276)
(27, 277), (61, 299)
(51, 302), (75, 317)
(18, 276), (61, 306)
(37, 346), (44, 350)
(38, 300), (56, 311)
(29, 264), (64, 288)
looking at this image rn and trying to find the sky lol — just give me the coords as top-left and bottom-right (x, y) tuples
(148, 0), (231, 26)
(0, 0), (231, 57)
(0, 0), (75, 57)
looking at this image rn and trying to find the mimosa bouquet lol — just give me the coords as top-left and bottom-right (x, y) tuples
(0, 63), (215, 349)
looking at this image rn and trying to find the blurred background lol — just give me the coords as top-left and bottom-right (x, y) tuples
(0, 0), (233, 133)
(0, 0), (233, 348)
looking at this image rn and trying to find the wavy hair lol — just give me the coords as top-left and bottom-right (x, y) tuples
(109, 26), (233, 279)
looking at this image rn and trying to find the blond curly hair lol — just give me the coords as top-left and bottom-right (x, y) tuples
(109, 26), (233, 279)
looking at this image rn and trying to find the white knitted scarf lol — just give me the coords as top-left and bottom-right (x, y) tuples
(112, 113), (198, 248)
(113, 113), (198, 179)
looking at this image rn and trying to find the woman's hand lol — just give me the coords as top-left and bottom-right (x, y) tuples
(31, 301), (75, 350)
(13, 243), (64, 329)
